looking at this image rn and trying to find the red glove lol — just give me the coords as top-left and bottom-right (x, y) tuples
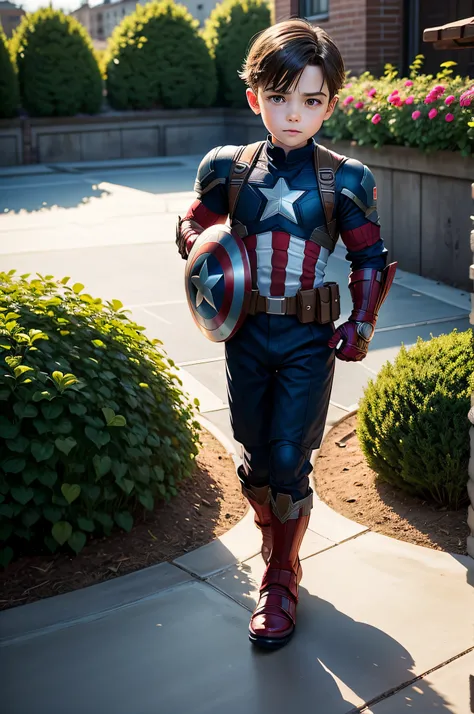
(328, 262), (398, 362)
(328, 320), (373, 362)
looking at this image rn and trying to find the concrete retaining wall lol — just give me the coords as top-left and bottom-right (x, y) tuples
(0, 109), (264, 166)
(327, 140), (474, 293)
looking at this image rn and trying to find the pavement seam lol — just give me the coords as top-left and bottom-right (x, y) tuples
(0, 578), (196, 647)
(347, 645), (474, 713)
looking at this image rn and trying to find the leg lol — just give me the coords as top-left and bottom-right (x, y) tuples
(225, 315), (275, 562)
(249, 318), (335, 649)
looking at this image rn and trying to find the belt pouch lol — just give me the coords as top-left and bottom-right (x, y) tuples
(326, 282), (341, 321)
(296, 289), (316, 323)
(315, 286), (331, 324)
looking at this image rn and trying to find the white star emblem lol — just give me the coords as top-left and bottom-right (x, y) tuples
(191, 258), (222, 310)
(258, 177), (305, 223)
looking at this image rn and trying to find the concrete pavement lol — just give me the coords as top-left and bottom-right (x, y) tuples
(0, 158), (473, 713)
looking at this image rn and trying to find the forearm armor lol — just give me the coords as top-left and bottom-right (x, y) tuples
(348, 262), (398, 340)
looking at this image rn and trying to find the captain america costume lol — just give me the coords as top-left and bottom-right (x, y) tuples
(181, 134), (387, 497)
(177, 132), (396, 649)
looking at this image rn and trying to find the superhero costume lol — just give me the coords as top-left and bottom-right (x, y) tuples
(176, 134), (397, 649)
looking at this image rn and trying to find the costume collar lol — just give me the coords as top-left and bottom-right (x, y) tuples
(265, 133), (314, 168)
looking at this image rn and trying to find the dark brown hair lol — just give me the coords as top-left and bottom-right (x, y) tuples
(239, 19), (345, 101)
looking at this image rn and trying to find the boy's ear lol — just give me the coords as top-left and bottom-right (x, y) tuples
(246, 88), (261, 115)
(324, 94), (339, 121)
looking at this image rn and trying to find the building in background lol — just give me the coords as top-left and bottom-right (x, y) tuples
(71, 0), (218, 41)
(276, 0), (474, 77)
(0, 0), (24, 37)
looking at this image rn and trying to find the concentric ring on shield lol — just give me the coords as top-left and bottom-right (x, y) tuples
(184, 224), (252, 343)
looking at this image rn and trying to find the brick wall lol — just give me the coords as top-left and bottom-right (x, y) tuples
(274, 0), (404, 76)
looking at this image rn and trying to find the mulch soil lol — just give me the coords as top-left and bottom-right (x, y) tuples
(0, 429), (247, 611)
(315, 413), (470, 556)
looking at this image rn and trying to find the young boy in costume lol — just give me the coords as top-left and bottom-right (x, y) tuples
(176, 19), (397, 650)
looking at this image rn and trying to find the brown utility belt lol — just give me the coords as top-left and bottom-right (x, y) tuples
(247, 282), (340, 325)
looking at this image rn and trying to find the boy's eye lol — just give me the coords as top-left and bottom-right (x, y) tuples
(269, 95), (285, 104)
(306, 98), (321, 107)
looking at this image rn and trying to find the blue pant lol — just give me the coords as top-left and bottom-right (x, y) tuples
(225, 313), (336, 499)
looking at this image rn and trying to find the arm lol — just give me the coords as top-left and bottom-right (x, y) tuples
(328, 159), (397, 361)
(176, 145), (236, 259)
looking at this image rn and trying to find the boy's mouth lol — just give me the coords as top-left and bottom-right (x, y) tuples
(284, 129), (301, 134)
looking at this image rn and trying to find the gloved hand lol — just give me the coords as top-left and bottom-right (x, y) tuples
(328, 320), (373, 362)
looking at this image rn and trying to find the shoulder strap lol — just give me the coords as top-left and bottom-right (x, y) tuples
(314, 144), (346, 250)
(228, 141), (265, 221)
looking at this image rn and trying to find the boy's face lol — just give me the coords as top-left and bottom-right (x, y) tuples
(246, 64), (338, 153)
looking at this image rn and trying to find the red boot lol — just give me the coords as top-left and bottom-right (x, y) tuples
(249, 490), (313, 649)
(240, 481), (272, 564)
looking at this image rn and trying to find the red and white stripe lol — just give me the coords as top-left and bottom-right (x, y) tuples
(244, 231), (330, 297)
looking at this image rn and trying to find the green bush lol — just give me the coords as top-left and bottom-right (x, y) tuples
(9, 7), (102, 117)
(202, 0), (271, 108)
(105, 0), (216, 110)
(0, 271), (201, 568)
(0, 27), (19, 118)
(324, 55), (474, 155)
(357, 329), (474, 509)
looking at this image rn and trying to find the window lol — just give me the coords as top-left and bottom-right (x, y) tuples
(299, 0), (329, 20)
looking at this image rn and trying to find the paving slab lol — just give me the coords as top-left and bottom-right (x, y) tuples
(0, 562), (193, 645)
(210, 531), (474, 712)
(368, 650), (474, 714)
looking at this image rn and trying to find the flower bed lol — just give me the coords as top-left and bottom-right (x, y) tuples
(325, 56), (474, 156)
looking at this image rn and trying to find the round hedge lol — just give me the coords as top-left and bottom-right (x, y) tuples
(202, 0), (271, 108)
(0, 27), (19, 118)
(105, 0), (217, 110)
(357, 329), (474, 509)
(9, 7), (102, 117)
(0, 271), (201, 568)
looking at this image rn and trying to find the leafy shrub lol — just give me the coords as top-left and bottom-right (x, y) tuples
(202, 0), (271, 108)
(9, 7), (102, 117)
(105, 0), (216, 110)
(0, 26), (19, 118)
(0, 271), (201, 568)
(357, 329), (474, 509)
(324, 55), (474, 155)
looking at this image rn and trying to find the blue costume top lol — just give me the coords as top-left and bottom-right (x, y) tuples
(193, 134), (388, 298)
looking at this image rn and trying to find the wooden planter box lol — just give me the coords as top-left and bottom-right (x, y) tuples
(326, 140), (474, 293)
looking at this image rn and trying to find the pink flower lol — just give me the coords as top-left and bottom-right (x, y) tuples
(445, 113), (455, 122)
(344, 83), (353, 89)
(354, 101), (364, 109)
(371, 113), (382, 124)
(404, 80), (414, 87)
(412, 110), (421, 120)
(445, 95), (455, 105)
(405, 95), (414, 105)
(389, 90), (399, 96)
(460, 89), (474, 107)
(433, 85), (445, 95)
(367, 88), (377, 98)
(428, 108), (438, 119)
(343, 95), (354, 106)
(424, 94), (436, 104)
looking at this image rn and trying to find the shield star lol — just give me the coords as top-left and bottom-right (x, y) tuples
(191, 258), (223, 310)
(258, 177), (305, 223)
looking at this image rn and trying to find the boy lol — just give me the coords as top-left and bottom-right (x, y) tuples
(176, 19), (396, 650)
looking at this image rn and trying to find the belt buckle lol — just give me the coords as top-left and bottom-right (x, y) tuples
(266, 297), (286, 315)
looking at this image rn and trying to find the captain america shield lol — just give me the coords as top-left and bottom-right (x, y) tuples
(185, 224), (252, 342)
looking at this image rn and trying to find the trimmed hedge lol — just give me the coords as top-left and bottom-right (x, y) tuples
(0, 271), (201, 568)
(9, 7), (102, 117)
(0, 26), (19, 118)
(105, 0), (217, 110)
(357, 329), (474, 509)
(202, 0), (271, 108)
